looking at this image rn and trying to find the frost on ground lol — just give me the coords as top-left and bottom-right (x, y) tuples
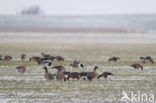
(0, 33), (156, 103)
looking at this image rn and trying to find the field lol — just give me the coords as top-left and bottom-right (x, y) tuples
(0, 33), (156, 103)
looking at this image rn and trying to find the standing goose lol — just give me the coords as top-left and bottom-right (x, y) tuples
(21, 54), (26, 60)
(43, 67), (55, 81)
(16, 65), (26, 74)
(97, 72), (114, 80)
(85, 66), (98, 82)
(131, 63), (143, 70)
(52, 66), (66, 81)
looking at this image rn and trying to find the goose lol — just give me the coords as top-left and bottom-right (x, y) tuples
(41, 52), (51, 59)
(140, 56), (154, 64)
(52, 66), (66, 81)
(36, 58), (52, 67)
(79, 72), (88, 80)
(97, 72), (114, 80)
(50, 56), (56, 61)
(83, 66), (98, 82)
(52, 66), (65, 72)
(70, 60), (84, 69)
(4, 55), (12, 61)
(67, 72), (81, 80)
(29, 56), (41, 62)
(43, 67), (55, 81)
(131, 63), (143, 70)
(16, 65), (26, 74)
(55, 56), (64, 61)
(21, 54), (26, 60)
(108, 57), (120, 62)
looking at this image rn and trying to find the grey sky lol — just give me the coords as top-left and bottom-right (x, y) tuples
(0, 0), (156, 15)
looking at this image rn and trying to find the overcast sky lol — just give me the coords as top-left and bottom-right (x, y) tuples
(0, 0), (156, 15)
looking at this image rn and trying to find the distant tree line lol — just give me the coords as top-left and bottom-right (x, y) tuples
(20, 5), (43, 15)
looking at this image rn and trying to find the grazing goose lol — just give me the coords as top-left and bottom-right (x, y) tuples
(67, 72), (81, 80)
(55, 56), (64, 61)
(52, 66), (66, 81)
(79, 72), (88, 80)
(50, 56), (56, 61)
(84, 66), (98, 82)
(36, 58), (52, 67)
(16, 65), (26, 74)
(140, 56), (154, 64)
(97, 72), (114, 80)
(131, 63), (143, 70)
(108, 57), (120, 62)
(43, 67), (55, 81)
(4, 55), (12, 61)
(70, 60), (84, 69)
(29, 56), (41, 62)
(21, 54), (26, 60)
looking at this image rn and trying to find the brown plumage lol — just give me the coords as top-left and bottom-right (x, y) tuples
(52, 66), (65, 73)
(21, 54), (26, 60)
(55, 56), (64, 61)
(108, 57), (120, 61)
(97, 72), (114, 80)
(43, 67), (55, 81)
(4, 55), (12, 61)
(52, 66), (66, 81)
(84, 66), (98, 82)
(67, 72), (81, 80)
(16, 65), (26, 74)
(131, 63), (143, 70)
(56, 72), (66, 81)
(29, 56), (41, 62)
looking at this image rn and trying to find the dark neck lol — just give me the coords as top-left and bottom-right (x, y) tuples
(44, 67), (48, 73)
